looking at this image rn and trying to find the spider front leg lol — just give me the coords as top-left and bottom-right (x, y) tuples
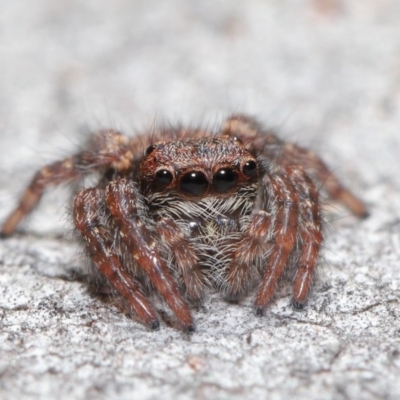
(1, 130), (132, 237)
(252, 166), (323, 313)
(254, 171), (300, 314)
(289, 167), (323, 308)
(224, 170), (301, 310)
(157, 218), (205, 304)
(224, 211), (272, 301)
(73, 187), (160, 329)
(105, 179), (195, 332)
(1, 155), (81, 236)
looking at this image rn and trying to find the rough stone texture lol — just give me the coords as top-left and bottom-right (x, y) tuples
(1, 1), (400, 399)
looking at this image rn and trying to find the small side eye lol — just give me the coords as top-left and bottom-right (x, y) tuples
(146, 145), (156, 155)
(231, 136), (243, 145)
(155, 169), (173, 186)
(213, 168), (238, 193)
(243, 160), (257, 177)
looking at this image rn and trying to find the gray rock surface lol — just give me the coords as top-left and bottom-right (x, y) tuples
(1, 1), (400, 399)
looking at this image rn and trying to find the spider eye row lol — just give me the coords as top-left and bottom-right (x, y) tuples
(154, 161), (257, 196)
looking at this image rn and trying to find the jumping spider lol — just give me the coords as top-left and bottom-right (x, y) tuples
(1, 114), (367, 331)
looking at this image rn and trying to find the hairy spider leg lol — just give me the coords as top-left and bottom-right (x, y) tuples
(1, 155), (80, 236)
(277, 143), (367, 218)
(1, 130), (132, 236)
(157, 218), (205, 304)
(254, 170), (300, 314)
(289, 167), (323, 308)
(74, 188), (160, 329)
(222, 114), (367, 218)
(224, 211), (272, 301)
(105, 179), (195, 332)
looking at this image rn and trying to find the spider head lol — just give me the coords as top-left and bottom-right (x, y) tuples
(139, 136), (259, 201)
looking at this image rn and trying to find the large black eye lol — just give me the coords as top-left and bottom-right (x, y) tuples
(213, 168), (238, 193)
(180, 171), (208, 196)
(243, 160), (257, 177)
(155, 169), (173, 186)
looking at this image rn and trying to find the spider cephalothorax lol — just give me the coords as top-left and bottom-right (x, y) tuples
(140, 135), (258, 198)
(1, 115), (367, 331)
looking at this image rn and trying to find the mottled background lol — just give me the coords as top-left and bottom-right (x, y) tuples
(1, 1), (400, 399)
